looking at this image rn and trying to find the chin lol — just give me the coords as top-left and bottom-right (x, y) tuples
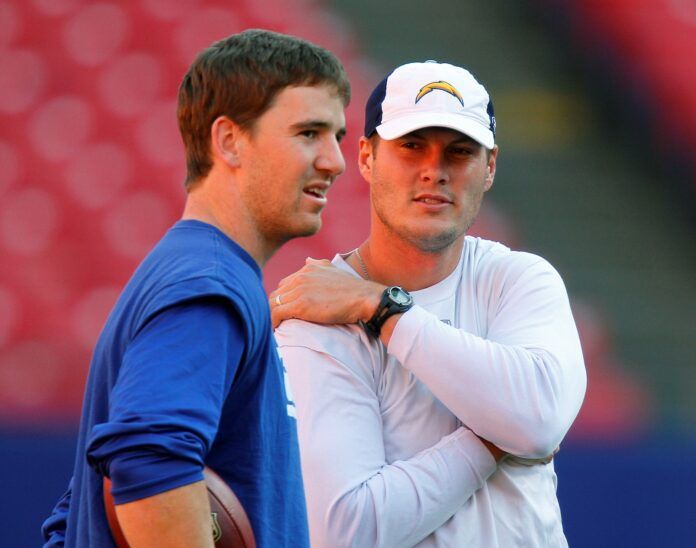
(292, 217), (323, 239)
(405, 227), (462, 253)
(275, 208), (323, 235)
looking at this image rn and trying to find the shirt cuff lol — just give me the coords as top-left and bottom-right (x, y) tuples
(108, 451), (205, 505)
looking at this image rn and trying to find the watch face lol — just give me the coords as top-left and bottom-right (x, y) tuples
(388, 286), (412, 306)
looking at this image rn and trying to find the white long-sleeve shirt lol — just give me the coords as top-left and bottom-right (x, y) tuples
(276, 236), (586, 547)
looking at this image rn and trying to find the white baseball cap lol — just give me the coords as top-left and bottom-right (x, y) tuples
(364, 61), (496, 148)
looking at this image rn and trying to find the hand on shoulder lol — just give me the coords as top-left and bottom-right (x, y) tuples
(270, 258), (384, 328)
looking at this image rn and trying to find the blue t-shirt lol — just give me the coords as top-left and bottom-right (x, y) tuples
(42, 220), (309, 547)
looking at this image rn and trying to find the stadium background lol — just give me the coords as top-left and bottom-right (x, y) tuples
(0, 0), (694, 545)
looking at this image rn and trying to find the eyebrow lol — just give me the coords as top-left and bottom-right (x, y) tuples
(291, 120), (347, 141)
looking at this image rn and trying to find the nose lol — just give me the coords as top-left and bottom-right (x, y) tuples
(420, 151), (449, 185)
(315, 136), (345, 177)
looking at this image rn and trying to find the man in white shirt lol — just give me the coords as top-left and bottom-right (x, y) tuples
(271, 61), (586, 547)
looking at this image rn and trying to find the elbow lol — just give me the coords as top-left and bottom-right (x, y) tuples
(319, 487), (379, 548)
(495, 407), (571, 459)
(501, 388), (582, 459)
(511, 416), (568, 458)
(511, 356), (587, 459)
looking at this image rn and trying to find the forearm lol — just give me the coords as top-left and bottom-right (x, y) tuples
(343, 285), (579, 457)
(312, 427), (496, 548)
(389, 306), (585, 457)
(115, 480), (214, 548)
(278, 341), (497, 548)
(273, 258), (585, 458)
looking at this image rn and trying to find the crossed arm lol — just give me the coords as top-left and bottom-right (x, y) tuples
(272, 257), (586, 458)
(277, 327), (499, 548)
(273, 256), (584, 546)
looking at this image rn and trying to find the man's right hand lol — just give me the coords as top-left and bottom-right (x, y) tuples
(506, 447), (560, 466)
(270, 258), (385, 329)
(478, 437), (507, 463)
(478, 439), (559, 466)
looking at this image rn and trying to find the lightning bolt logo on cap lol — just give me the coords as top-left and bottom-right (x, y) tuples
(415, 81), (464, 106)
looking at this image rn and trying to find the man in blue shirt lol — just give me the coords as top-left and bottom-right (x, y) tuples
(42, 29), (349, 547)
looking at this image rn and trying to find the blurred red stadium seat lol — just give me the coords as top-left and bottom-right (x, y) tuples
(0, 0), (638, 439)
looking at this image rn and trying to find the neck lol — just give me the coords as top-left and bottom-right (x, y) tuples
(350, 224), (465, 291)
(181, 174), (275, 267)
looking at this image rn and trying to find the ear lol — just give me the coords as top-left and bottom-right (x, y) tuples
(210, 116), (244, 168)
(358, 136), (374, 183)
(484, 145), (498, 191)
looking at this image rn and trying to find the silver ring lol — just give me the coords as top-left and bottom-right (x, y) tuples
(275, 294), (282, 306)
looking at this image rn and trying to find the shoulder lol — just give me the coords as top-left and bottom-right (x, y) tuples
(276, 319), (366, 355)
(464, 236), (562, 287)
(276, 319), (380, 381)
(153, 223), (261, 298)
(165, 222), (262, 289)
(128, 223), (268, 338)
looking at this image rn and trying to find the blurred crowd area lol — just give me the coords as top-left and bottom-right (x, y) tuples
(1, 0), (693, 439)
(1, 0), (695, 545)
(0, 0), (696, 438)
(0, 0), (376, 423)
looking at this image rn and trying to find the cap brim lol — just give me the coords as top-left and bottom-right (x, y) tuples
(376, 112), (495, 148)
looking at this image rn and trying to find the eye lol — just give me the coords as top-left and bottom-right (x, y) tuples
(449, 145), (477, 158)
(300, 130), (318, 139)
(401, 141), (421, 150)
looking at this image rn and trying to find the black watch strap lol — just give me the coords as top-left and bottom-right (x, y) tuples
(363, 286), (413, 338)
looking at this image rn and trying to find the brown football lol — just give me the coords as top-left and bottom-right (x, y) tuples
(103, 466), (256, 548)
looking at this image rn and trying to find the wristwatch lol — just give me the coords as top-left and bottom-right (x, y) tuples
(363, 286), (414, 338)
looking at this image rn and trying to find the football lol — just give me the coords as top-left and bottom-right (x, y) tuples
(103, 466), (256, 547)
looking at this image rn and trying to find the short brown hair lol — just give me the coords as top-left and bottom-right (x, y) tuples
(177, 29), (351, 188)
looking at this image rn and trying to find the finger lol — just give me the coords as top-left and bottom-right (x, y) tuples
(276, 268), (307, 291)
(270, 297), (286, 327)
(305, 257), (331, 266)
(271, 307), (281, 328)
(269, 287), (282, 302)
(268, 293), (282, 308)
(270, 285), (302, 311)
(269, 287), (296, 309)
(275, 274), (294, 291)
(271, 297), (299, 328)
